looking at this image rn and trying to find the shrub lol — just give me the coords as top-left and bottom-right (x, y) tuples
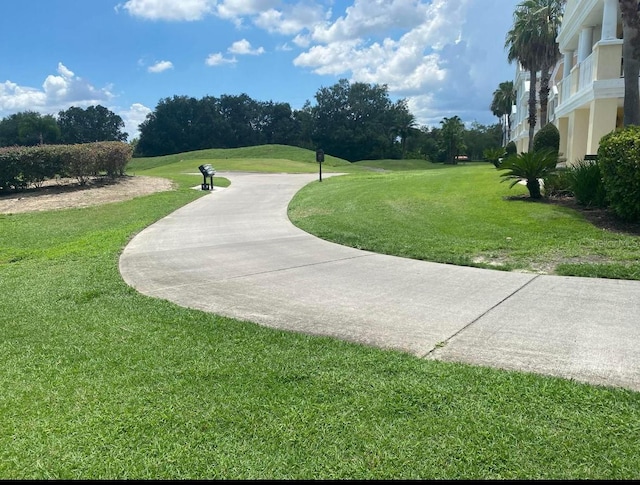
(505, 140), (517, 157)
(533, 123), (560, 155)
(498, 149), (559, 199)
(0, 147), (21, 191)
(483, 147), (506, 168)
(0, 142), (132, 191)
(0, 145), (62, 191)
(567, 158), (607, 208)
(597, 126), (640, 222)
(544, 167), (573, 198)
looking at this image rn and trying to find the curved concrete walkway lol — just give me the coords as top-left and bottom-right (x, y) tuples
(119, 172), (640, 392)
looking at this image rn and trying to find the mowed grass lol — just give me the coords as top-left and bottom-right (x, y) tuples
(128, 144), (361, 175)
(289, 163), (640, 279)
(354, 158), (449, 171)
(1, 147), (639, 479)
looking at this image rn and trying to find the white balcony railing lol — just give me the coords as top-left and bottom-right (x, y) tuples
(561, 78), (570, 104)
(578, 53), (593, 91)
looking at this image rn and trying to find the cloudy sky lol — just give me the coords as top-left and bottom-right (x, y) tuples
(0, 0), (521, 141)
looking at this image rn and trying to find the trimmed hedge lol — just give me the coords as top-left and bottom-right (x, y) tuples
(0, 142), (132, 192)
(597, 126), (640, 222)
(533, 123), (560, 155)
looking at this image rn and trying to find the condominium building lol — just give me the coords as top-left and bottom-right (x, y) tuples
(510, 0), (624, 166)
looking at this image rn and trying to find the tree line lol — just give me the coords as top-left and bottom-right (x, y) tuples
(0, 79), (502, 163)
(135, 79), (501, 162)
(0, 105), (128, 147)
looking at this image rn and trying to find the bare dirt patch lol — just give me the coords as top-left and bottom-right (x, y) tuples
(0, 175), (174, 214)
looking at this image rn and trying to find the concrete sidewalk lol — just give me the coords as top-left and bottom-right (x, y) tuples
(119, 172), (640, 392)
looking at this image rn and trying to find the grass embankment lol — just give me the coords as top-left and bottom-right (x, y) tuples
(128, 144), (360, 177)
(289, 162), (640, 279)
(1, 146), (639, 479)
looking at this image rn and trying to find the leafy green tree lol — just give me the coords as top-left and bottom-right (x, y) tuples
(491, 80), (515, 146)
(438, 116), (466, 164)
(619, 0), (640, 126)
(193, 96), (228, 149)
(292, 102), (315, 150)
(0, 111), (60, 146)
(403, 125), (440, 161)
(57, 105), (128, 144)
(135, 93), (306, 156)
(498, 149), (558, 199)
(257, 101), (297, 145)
(310, 79), (398, 161)
(390, 99), (417, 159)
(464, 122), (502, 160)
(0, 114), (21, 146)
(219, 94), (261, 147)
(137, 95), (201, 156)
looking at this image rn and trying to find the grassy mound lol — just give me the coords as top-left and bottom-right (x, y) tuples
(128, 144), (356, 174)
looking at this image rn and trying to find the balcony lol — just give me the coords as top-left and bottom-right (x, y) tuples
(555, 39), (623, 117)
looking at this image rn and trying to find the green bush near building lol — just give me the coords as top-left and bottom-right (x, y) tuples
(533, 123), (560, 156)
(597, 126), (640, 222)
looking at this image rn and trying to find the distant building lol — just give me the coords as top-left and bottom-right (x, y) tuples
(509, 65), (539, 154)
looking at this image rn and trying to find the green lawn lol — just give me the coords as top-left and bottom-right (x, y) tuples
(1, 146), (639, 479)
(289, 163), (640, 279)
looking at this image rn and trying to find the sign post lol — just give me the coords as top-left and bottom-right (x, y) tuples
(316, 149), (324, 182)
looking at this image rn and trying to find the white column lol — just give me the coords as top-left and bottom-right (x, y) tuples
(601, 0), (618, 40)
(578, 27), (594, 62)
(563, 50), (574, 78)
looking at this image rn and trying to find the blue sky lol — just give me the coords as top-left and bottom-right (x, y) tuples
(0, 0), (521, 141)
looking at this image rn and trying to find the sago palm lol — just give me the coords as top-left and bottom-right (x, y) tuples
(484, 146), (507, 168)
(498, 149), (558, 199)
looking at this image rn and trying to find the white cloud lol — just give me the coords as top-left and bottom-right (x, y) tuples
(311, 0), (429, 44)
(0, 82), (46, 113)
(286, 0), (522, 126)
(118, 0), (215, 21)
(295, 0), (467, 94)
(215, 0), (280, 20)
(228, 39), (265, 55)
(148, 60), (174, 73)
(254, 3), (328, 35)
(205, 53), (238, 66)
(118, 103), (152, 141)
(0, 63), (113, 117)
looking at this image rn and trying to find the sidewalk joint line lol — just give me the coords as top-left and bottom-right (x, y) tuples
(217, 253), (376, 281)
(419, 274), (541, 359)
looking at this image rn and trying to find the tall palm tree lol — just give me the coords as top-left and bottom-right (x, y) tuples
(391, 100), (417, 159)
(533, 0), (564, 128)
(439, 116), (466, 164)
(619, 0), (640, 126)
(505, 0), (565, 151)
(491, 80), (516, 146)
